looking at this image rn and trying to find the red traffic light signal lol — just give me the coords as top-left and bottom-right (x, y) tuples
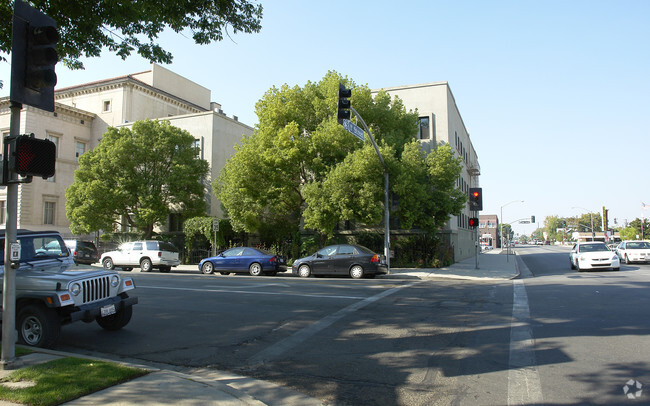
(9, 135), (56, 179)
(469, 187), (483, 211)
(469, 217), (479, 228)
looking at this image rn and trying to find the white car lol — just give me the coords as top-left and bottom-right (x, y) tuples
(615, 240), (650, 264)
(101, 240), (180, 272)
(569, 242), (620, 271)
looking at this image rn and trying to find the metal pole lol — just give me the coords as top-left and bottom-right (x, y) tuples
(350, 107), (389, 272)
(2, 102), (22, 369)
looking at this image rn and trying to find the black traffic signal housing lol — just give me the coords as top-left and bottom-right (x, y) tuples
(531, 215), (535, 223)
(2, 134), (56, 184)
(337, 84), (351, 124)
(469, 217), (479, 228)
(469, 187), (483, 211)
(10, 0), (59, 112)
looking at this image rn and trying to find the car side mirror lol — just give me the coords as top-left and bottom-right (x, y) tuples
(316, 253), (322, 258)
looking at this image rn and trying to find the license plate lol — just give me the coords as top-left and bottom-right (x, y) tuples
(101, 304), (116, 317)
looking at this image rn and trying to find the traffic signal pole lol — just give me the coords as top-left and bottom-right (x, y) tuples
(349, 107), (390, 272)
(1, 103), (22, 369)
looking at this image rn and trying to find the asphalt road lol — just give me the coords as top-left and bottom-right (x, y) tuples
(56, 247), (650, 405)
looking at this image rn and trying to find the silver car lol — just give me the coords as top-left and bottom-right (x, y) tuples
(101, 240), (180, 272)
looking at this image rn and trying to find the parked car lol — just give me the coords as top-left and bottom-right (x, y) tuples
(569, 242), (620, 271)
(615, 240), (650, 264)
(199, 247), (287, 276)
(292, 244), (388, 279)
(101, 241), (180, 272)
(1, 230), (137, 348)
(64, 239), (98, 265)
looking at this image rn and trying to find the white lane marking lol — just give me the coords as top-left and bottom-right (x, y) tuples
(508, 279), (543, 405)
(138, 285), (366, 300)
(246, 281), (422, 367)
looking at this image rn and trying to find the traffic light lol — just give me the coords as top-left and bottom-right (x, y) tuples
(337, 84), (351, 123)
(531, 215), (535, 223)
(469, 217), (479, 228)
(6, 134), (56, 180)
(469, 187), (483, 211)
(10, 0), (59, 112)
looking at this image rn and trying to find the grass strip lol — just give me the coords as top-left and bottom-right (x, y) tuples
(0, 357), (148, 406)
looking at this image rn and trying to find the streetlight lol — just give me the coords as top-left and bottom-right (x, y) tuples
(500, 200), (524, 252)
(572, 206), (595, 241)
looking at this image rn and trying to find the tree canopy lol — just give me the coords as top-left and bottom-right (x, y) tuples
(216, 71), (466, 242)
(66, 119), (209, 238)
(1, 0), (263, 69)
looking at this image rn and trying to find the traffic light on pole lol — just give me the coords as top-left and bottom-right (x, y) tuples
(469, 217), (479, 228)
(531, 215), (535, 223)
(469, 187), (483, 211)
(337, 84), (351, 124)
(10, 0), (59, 112)
(7, 134), (56, 180)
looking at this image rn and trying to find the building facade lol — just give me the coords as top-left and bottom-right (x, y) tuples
(373, 82), (481, 261)
(0, 64), (253, 238)
(479, 214), (499, 249)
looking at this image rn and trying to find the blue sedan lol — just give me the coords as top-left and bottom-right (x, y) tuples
(199, 247), (287, 276)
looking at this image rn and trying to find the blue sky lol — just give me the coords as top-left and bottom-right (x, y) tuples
(2, 0), (649, 236)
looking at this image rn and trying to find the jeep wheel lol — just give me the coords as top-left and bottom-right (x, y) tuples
(249, 262), (263, 276)
(201, 262), (214, 274)
(17, 304), (61, 348)
(103, 257), (115, 270)
(97, 305), (133, 331)
(140, 258), (152, 272)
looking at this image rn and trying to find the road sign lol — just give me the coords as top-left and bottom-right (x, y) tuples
(343, 119), (364, 141)
(213, 218), (219, 232)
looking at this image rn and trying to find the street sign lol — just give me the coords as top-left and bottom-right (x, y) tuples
(343, 119), (364, 141)
(212, 218), (219, 232)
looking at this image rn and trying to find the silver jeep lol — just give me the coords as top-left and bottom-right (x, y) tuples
(0, 230), (138, 348)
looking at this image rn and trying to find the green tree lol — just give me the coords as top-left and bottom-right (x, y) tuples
(0, 0), (263, 69)
(217, 71), (417, 239)
(66, 120), (209, 238)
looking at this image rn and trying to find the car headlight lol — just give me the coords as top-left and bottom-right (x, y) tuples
(111, 275), (120, 287)
(70, 283), (81, 296)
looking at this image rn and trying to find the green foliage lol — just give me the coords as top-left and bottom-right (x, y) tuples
(0, 0), (263, 69)
(0, 357), (147, 406)
(217, 71), (465, 246)
(619, 227), (638, 241)
(392, 234), (452, 268)
(66, 120), (209, 239)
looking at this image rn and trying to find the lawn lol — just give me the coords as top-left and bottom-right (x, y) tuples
(0, 356), (148, 406)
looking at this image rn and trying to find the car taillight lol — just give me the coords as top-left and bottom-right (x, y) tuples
(269, 256), (277, 263)
(158, 251), (162, 257)
(371, 254), (379, 263)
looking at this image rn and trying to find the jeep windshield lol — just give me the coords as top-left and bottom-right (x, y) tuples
(0, 235), (70, 265)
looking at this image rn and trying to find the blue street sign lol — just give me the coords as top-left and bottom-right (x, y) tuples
(343, 119), (364, 141)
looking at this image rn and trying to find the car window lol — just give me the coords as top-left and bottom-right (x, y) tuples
(78, 241), (97, 251)
(119, 242), (132, 251)
(145, 241), (157, 250)
(158, 242), (178, 252)
(337, 245), (355, 255)
(133, 242), (143, 250)
(223, 247), (244, 257)
(0, 235), (69, 265)
(317, 246), (338, 256)
(580, 243), (608, 252)
(242, 248), (259, 256)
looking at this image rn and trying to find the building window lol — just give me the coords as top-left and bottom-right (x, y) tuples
(418, 117), (430, 140)
(0, 201), (5, 225)
(103, 100), (112, 112)
(43, 201), (55, 225)
(169, 213), (183, 232)
(75, 141), (86, 161)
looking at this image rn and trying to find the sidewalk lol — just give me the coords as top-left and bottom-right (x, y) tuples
(0, 250), (519, 406)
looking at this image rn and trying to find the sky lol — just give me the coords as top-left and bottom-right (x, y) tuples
(1, 0), (649, 237)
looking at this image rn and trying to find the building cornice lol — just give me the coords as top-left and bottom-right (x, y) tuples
(55, 75), (207, 113)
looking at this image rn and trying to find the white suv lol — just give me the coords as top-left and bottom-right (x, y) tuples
(101, 241), (180, 272)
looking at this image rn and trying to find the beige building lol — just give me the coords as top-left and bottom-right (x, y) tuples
(373, 82), (481, 261)
(0, 64), (253, 238)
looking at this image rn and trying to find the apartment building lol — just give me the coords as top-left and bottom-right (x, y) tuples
(373, 82), (481, 261)
(0, 64), (253, 238)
